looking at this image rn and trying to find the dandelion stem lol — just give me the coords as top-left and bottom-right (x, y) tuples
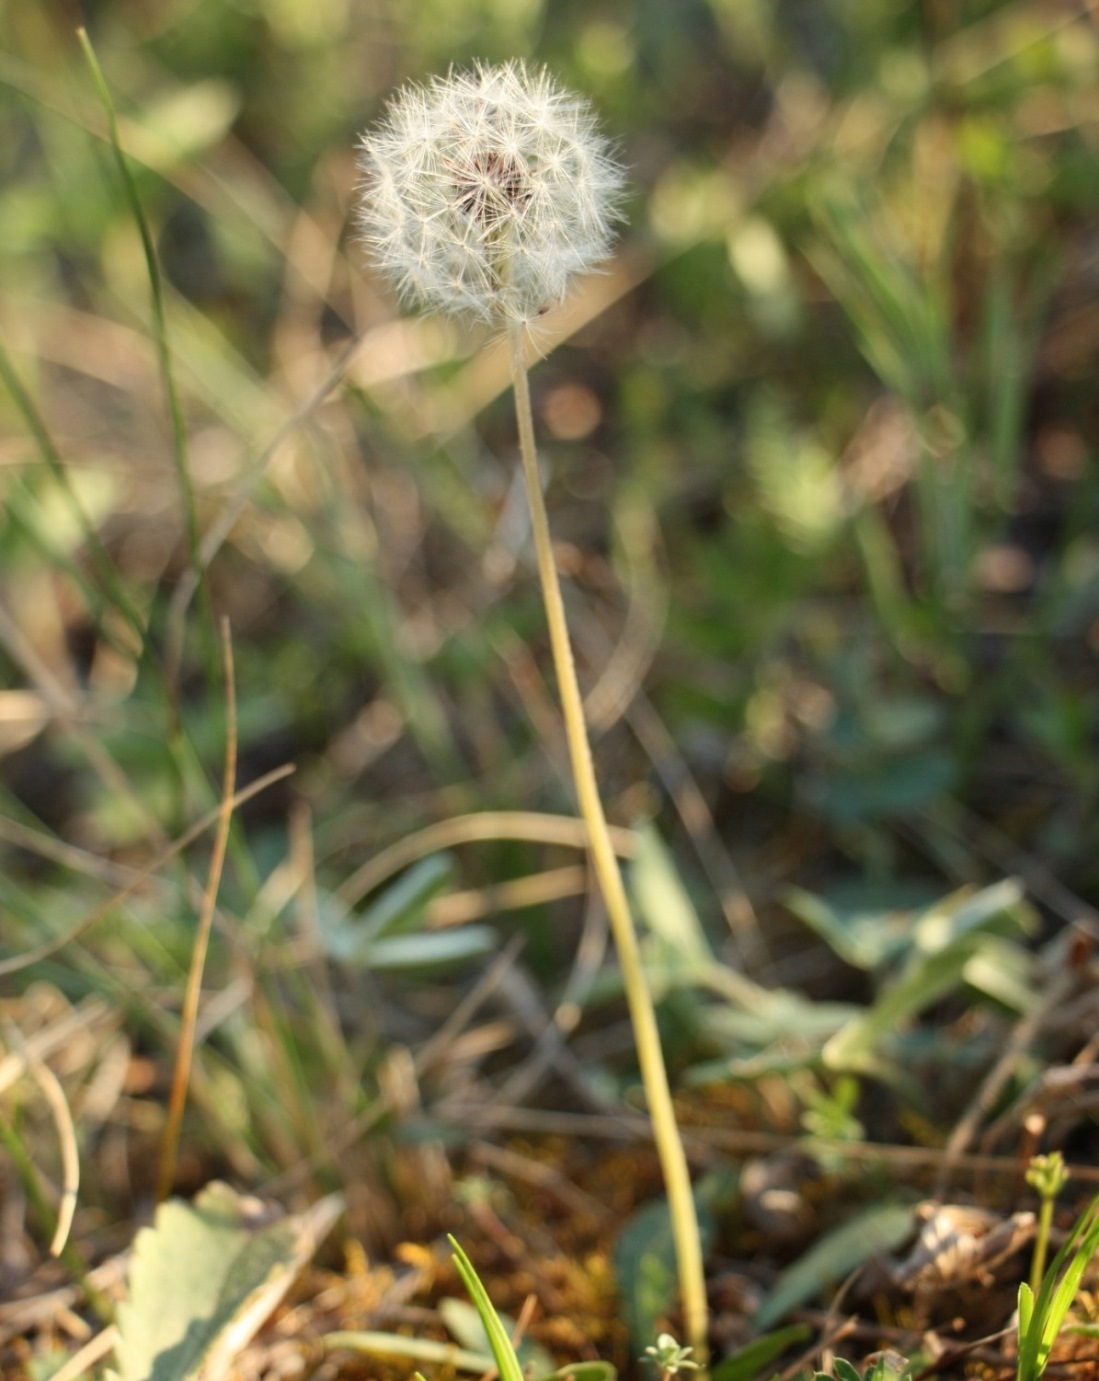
(507, 320), (709, 1365)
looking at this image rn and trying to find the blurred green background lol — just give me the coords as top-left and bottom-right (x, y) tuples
(1, 0), (1098, 1222)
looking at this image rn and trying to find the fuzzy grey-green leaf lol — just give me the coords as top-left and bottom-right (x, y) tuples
(114, 1182), (342, 1381)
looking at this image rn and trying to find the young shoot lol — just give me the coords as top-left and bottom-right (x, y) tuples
(645, 1332), (700, 1380)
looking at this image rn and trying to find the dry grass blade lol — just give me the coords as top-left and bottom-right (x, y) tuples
(36, 1327), (118, 1381)
(425, 864), (590, 929)
(337, 810), (636, 908)
(1, 1025), (79, 1257)
(157, 618), (238, 1202)
(30, 1057), (78, 1258)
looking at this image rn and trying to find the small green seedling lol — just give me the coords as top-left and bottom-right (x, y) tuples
(644, 1332), (699, 1379)
(1025, 1151), (1070, 1294)
(817, 1351), (913, 1381)
(1016, 1192), (1099, 1381)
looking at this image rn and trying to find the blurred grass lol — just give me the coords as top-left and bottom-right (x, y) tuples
(2, 0), (1099, 1353)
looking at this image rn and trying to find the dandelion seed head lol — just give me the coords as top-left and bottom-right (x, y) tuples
(356, 60), (625, 325)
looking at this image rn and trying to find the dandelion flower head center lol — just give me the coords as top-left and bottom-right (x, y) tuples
(357, 61), (624, 324)
(452, 141), (531, 228)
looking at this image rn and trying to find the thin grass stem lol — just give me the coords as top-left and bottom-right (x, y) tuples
(507, 319), (708, 1364)
(76, 27), (216, 727)
(157, 618), (238, 1201)
(76, 29), (200, 581)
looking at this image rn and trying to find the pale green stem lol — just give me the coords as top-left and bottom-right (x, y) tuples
(1030, 1193), (1054, 1296)
(507, 320), (709, 1365)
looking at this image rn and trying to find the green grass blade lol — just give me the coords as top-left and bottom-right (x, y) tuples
(75, 28), (207, 631)
(1018, 1282), (1034, 1340)
(448, 1236), (526, 1381)
(0, 329), (146, 647)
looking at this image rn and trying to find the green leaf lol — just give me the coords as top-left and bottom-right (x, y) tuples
(359, 854), (457, 942)
(754, 1202), (914, 1330)
(321, 854), (462, 967)
(699, 988), (857, 1053)
(613, 1170), (729, 1354)
(911, 879), (1030, 952)
(534, 1364), (618, 1381)
(962, 940), (1036, 1014)
(439, 1296), (554, 1378)
(365, 925), (498, 971)
(822, 882), (1035, 1075)
(614, 1199), (678, 1353)
(710, 1324), (811, 1381)
(448, 1236), (526, 1381)
(1020, 1194), (1099, 1381)
(821, 942), (988, 1075)
(783, 886), (916, 971)
(629, 824), (714, 980)
(321, 1329), (492, 1373)
(114, 1182), (343, 1381)
(1017, 1283), (1034, 1346)
(1017, 1198), (1099, 1381)
(813, 752), (956, 826)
